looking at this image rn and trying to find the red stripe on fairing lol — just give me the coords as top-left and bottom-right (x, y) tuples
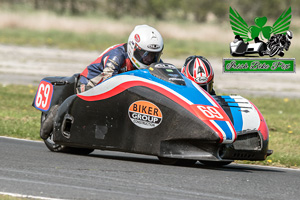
(77, 79), (238, 143)
(206, 120), (224, 143)
(192, 86), (236, 142)
(77, 80), (198, 117)
(249, 101), (269, 140)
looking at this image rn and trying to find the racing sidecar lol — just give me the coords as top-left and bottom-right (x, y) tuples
(230, 35), (267, 57)
(33, 63), (272, 166)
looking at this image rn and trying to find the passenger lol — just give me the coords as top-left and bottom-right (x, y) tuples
(181, 55), (216, 95)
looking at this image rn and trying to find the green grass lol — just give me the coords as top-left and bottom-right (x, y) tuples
(0, 194), (27, 200)
(1, 84), (300, 168)
(0, 28), (127, 51)
(236, 97), (300, 168)
(1, 27), (298, 62)
(0, 27), (228, 59)
(0, 84), (40, 140)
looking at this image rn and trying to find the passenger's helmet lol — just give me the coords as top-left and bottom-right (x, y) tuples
(127, 25), (164, 69)
(181, 55), (214, 93)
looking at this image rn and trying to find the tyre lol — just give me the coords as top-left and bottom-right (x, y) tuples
(41, 112), (94, 155)
(278, 51), (285, 57)
(269, 46), (280, 57)
(199, 160), (232, 167)
(258, 42), (267, 56)
(158, 156), (197, 166)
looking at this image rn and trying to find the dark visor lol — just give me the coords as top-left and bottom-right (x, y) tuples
(133, 44), (162, 65)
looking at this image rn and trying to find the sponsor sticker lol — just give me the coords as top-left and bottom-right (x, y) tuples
(128, 100), (163, 129)
(134, 34), (140, 42)
(147, 44), (160, 49)
(195, 76), (208, 83)
(154, 63), (176, 69)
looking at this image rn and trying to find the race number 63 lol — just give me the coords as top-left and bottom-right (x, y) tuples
(197, 105), (224, 120)
(34, 80), (53, 111)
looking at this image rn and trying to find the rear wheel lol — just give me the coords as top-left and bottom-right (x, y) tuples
(158, 157), (197, 166)
(41, 112), (94, 155)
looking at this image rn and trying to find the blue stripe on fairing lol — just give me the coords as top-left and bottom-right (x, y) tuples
(230, 107), (243, 132)
(115, 69), (237, 142)
(221, 96), (243, 132)
(215, 120), (233, 140)
(227, 103), (239, 107)
(118, 69), (215, 106)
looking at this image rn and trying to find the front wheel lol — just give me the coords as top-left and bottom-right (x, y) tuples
(41, 112), (94, 155)
(269, 45), (280, 57)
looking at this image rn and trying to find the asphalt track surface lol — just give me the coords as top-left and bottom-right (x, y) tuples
(1, 137), (300, 200)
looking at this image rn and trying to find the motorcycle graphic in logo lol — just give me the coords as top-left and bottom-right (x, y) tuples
(229, 7), (292, 57)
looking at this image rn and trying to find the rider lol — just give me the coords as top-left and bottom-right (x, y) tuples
(267, 30), (293, 57)
(77, 24), (164, 93)
(181, 55), (216, 95)
(40, 25), (164, 140)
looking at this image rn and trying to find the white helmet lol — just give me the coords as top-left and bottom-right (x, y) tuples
(286, 30), (293, 40)
(127, 25), (164, 69)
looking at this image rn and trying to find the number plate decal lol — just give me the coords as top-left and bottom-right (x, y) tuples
(34, 80), (54, 111)
(192, 104), (230, 121)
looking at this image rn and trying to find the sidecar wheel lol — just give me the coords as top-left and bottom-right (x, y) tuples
(41, 112), (94, 155)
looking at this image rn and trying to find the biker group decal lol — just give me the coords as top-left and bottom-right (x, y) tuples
(224, 6), (295, 73)
(128, 100), (162, 129)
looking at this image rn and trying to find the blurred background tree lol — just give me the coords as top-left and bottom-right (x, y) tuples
(0, 0), (297, 23)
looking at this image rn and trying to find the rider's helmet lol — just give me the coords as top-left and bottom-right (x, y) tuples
(286, 30), (293, 41)
(181, 55), (214, 94)
(127, 25), (164, 69)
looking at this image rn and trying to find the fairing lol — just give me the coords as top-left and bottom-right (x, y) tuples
(33, 64), (271, 161)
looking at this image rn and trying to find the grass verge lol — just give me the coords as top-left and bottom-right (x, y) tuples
(1, 27), (298, 62)
(0, 194), (29, 200)
(0, 84), (40, 140)
(0, 27), (237, 59)
(237, 96), (300, 168)
(0, 84), (299, 168)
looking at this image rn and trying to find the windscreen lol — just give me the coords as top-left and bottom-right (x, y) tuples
(148, 63), (186, 86)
